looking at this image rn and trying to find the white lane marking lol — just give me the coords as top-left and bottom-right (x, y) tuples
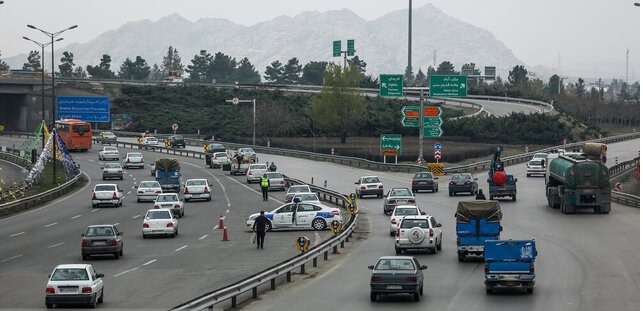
(114, 267), (138, 277)
(183, 162), (233, 208)
(175, 245), (188, 252)
(71, 214), (82, 219)
(10, 232), (25, 237)
(44, 222), (58, 227)
(1, 254), (22, 263)
(199, 235), (208, 240)
(142, 259), (157, 266)
(132, 215), (142, 219)
(91, 209), (100, 213)
(47, 242), (64, 248)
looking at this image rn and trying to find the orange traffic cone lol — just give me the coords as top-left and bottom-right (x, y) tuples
(219, 214), (225, 229)
(222, 227), (229, 241)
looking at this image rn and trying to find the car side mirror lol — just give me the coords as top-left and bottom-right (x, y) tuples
(499, 225), (503, 232)
(97, 273), (104, 278)
(420, 265), (428, 270)
(515, 178), (518, 182)
(134, 186), (138, 189)
(209, 184), (213, 186)
(368, 265), (375, 270)
(474, 178), (478, 181)
(421, 211), (426, 215)
(81, 233), (85, 237)
(355, 181), (359, 184)
(436, 223), (442, 227)
(434, 177), (439, 180)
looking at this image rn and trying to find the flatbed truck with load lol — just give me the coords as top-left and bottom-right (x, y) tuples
(487, 146), (518, 201)
(455, 200), (503, 262)
(153, 158), (181, 193)
(545, 142), (611, 214)
(484, 239), (537, 294)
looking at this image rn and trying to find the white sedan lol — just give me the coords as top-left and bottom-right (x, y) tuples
(389, 205), (424, 236)
(153, 193), (184, 217)
(98, 146), (120, 161)
(45, 264), (104, 308)
(140, 137), (159, 150)
(142, 209), (178, 238)
(135, 180), (162, 202)
(246, 202), (342, 231)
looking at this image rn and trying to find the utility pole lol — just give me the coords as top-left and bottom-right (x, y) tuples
(226, 97), (256, 145)
(406, 0), (413, 78)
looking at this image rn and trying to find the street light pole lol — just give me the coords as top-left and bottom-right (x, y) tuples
(226, 97), (256, 145)
(23, 36), (63, 150)
(27, 24), (78, 184)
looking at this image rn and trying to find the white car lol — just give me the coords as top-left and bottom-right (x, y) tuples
(526, 159), (546, 177)
(135, 180), (162, 202)
(355, 176), (384, 198)
(142, 208), (178, 238)
(101, 162), (123, 180)
(394, 215), (443, 254)
(91, 184), (123, 208)
(246, 202), (342, 231)
(291, 192), (321, 204)
(208, 152), (230, 168)
(153, 193), (184, 217)
(237, 147), (257, 161)
(246, 164), (268, 183)
(45, 264), (104, 309)
(183, 178), (212, 202)
(285, 184), (312, 203)
(389, 205), (424, 236)
(98, 146), (119, 161)
(140, 137), (159, 150)
(123, 152), (145, 169)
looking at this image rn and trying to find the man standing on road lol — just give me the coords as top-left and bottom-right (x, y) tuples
(235, 153), (244, 170)
(252, 211), (268, 249)
(260, 174), (270, 201)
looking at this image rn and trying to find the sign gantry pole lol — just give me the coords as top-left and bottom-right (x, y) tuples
(226, 97), (256, 145)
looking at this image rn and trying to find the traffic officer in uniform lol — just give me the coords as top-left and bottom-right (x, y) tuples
(260, 174), (270, 201)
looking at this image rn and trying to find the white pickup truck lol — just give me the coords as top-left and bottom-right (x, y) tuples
(91, 184), (124, 208)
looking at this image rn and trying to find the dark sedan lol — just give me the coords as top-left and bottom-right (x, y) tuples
(448, 173), (478, 196)
(368, 256), (426, 302)
(411, 172), (439, 193)
(81, 225), (124, 260)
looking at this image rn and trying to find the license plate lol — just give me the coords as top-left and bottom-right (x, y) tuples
(386, 285), (402, 290)
(93, 241), (106, 246)
(59, 287), (78, 293)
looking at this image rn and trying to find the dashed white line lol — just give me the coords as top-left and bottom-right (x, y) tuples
(47, 242), (64, 248)
(143, 259), (157, 266)
(10, 232), (25, 237)
(114, 267), (138, 277)
(199, 235), (208, 240)
(1, 254), (22, 263)
(71, 214), (82, 219)
(44, 222), (58, 227)
(132, 215), (142, 219)
(91, 209), (100, 213)
(175, 245), (188, 252)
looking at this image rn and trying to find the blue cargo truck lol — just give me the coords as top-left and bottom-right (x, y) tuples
(484, 239), (537, 294)
(154, 158), (181, 193)
(455, 200), (502, 262)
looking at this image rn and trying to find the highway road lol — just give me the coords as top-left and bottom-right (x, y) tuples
(0, 136), (638, 310)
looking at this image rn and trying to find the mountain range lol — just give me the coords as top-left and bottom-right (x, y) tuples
(5, 3), (635, 82)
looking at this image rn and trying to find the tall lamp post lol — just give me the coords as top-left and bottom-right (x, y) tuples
(22, 36), (63, 150)
(27, 24), (77, 184)
(226, 97), (256, 145)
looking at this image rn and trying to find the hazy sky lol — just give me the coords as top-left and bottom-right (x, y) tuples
(1, 0), (640, 75)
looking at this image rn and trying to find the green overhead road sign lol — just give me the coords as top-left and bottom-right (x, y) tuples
(347, 39), (355, 56)
(380, 74), (404, 97)
(430, 75), (467, 97)
(333, 40), (341, 57)
(380, 134), (402, 156)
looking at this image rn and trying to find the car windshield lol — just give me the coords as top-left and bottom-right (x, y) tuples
(390, 189), (412, 197)
(394, 208), (419, 216)
(147, 138), (158, 142)
(250, 165), (266, 170)
(187, 180), (206, 186)
(288, 186), (309, 193)
(85, 226), (114, 237)
(51, 268), (89, 281)
(362, 177), (380, 183)
(214, 153), (227, 158)
(401, 219), (430, 229)
(140, 181), (159, 188)
(414, 173), (432, 179)
(267, 173), (282, 178)
(128, 153), (142, 158)
(173, 135), (183, 139)
(375, 259), (415, 270)
(452, 174), (471, 181)
(529, 160), (544, 166)
(156, 195), (177, 202)
(295, 193), (318, 201)
(105, 147), (117, 151)
(105, 163), (120, 168)
(95, 185), (116, 191)
(147, 210), (172, 219)
(240, 148), (254, 153)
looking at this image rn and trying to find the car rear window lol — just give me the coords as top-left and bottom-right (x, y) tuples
(51, 268), (89, 281)
(401, 219), (429, 229)
(376, 259), (414, 270)
(394, 208), (419, 216)
(187, 180), (206, 185)
(95, 185), (116, 191)
(147, 210), (171, 219)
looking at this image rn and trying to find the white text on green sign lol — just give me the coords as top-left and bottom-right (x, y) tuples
(430, 75), (467, 97)
(380, 74), (404, 97)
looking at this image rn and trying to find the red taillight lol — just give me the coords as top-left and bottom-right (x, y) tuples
(388, 200), (395, 204)
(143, 223), (149, 228)
(127, 158), (130, 162)
(408, 199), (415, 204)
(456, 237), (460, 245)
(530, 263), (534, 273)
(153, 205), (160, 209)
(92, 192), (97, 199)
(391, 218), (397, 225)
(184, 187), (189, 193)
(396, 228), (400, 237)
(485, 264), (489, 274)
(429, 228), (434, 237)
(280, 180), (285, 184)
(361, 186), (366, 189)
(108, 239), (118, 245)
(331, 210), (339, 215)
(248, 171), (253, 175)
(204, 186), (209, 192)
(46, 287), (55, 294)
(378, 185), (383, 189)
(405, 276), (417, 282)
(412, 180), (418, 185)
(112, 192), (117, 198)
(137, 190), (144, 194)
(174, 204), (180, 208)
(371, 276), (381, 281)
(166, 222), (174, 227)
(156, 190), (162, 194)
(82, 287), (92, 293)
(82, 240), (90, 247)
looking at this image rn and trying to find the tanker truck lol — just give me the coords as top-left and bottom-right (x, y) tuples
(487, 146), (518, 201)
(545, 142), (610, 214)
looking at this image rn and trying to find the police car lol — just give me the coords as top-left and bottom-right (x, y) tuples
(246, 199), (342, 231)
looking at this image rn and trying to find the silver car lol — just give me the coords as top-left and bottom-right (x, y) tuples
(265, 172), (286, 191)
(102, 162), (123, 180)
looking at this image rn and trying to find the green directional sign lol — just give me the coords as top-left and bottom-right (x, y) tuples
(347, 39), (355, 56)
(333, 40), (341, 57)
(423, 116), (442, 127)
(424, 125), (443, 137)
(380, 74), (404, 97)
(380, 134), (402, 156)
(430, 75), (467, 97)
(401, 106), (419, 127)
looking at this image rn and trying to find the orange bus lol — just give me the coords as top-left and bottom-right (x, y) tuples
(55, 119), (93, 151)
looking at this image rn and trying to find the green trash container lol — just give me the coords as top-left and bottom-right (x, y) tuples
(222, 163), (231, 172)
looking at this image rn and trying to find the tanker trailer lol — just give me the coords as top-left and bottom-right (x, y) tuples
(545, 143), (610, 214)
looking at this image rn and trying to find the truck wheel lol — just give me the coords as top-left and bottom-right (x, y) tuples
(526, 287), (533, 294)
(512, 195), (516, 201)
(486, 285), (493, 294)
(458, 253), (465, 262)
(413, 291), (420, 301)
(370, 292), (377, 302)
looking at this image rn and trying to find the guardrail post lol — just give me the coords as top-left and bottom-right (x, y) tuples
(286, 271), (291, 282)
(300, 263), (306, 274)
(252, 287), (257, 298)
(271, 279), (276, 290)
(231, 296), (236, 308)
(313, 257), (317, 267)
(324, 250), (328, 260)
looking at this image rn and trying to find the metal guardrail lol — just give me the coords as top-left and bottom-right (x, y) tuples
(0, 149), (33, 202)
(0, 172), (83, 217)
(172, 176), (357, 310)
